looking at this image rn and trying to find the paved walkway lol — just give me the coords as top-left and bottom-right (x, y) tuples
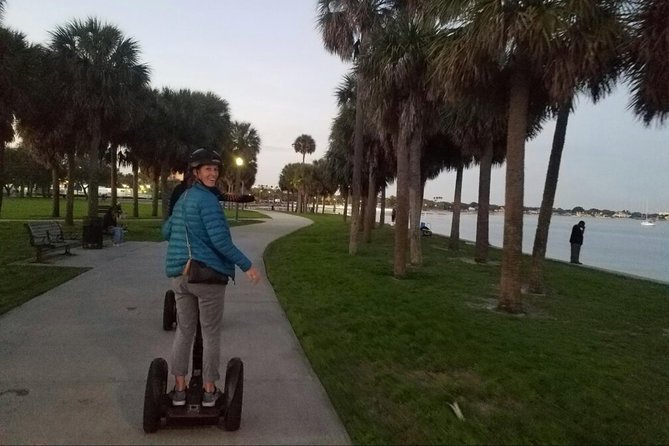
(0, 211), (351, 445)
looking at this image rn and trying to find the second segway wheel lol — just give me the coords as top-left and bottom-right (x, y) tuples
(223, 357), (244, 431)
(143, 357), (168, 433)
(162, 290), (176, 331)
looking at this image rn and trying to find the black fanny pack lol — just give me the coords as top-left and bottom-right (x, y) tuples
(185, 259), (229, 284)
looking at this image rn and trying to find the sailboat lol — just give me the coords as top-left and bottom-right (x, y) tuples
(641, 201), (656, 226)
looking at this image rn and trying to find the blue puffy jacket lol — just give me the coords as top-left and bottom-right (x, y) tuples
(162, 182), (252, 279)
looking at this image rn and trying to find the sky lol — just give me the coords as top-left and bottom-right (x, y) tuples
(4, 0), (669, 213)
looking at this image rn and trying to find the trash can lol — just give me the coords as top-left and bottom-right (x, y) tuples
(82, 216), (104, 249)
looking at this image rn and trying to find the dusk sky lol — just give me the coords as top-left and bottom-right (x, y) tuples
(5, 0), (668, 213)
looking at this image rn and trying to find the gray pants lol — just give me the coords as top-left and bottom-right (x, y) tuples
(170, 276), (227, 383)
(570, 243), (582, 263)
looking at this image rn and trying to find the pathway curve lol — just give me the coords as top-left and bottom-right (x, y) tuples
(0, 211), (350, 445)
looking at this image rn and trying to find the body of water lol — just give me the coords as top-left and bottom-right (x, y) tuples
(378, 209), (669, 284)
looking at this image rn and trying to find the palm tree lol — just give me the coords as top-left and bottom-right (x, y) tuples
(0, 26), (38, 216)
(123, 87), (161, 217)
(325, 105), (354, 221)
(627, 0), (669, 124)
(362, 5), (439, 273)
(13, 45), (69, 219)
(223, 121), (260, 198)
(292, 134), (316, 212)
(317, 0), (393, 255)
(49, 18), (149, 218)
(528, 3), (628, 293)
(430, 0), (627, 312)
(278, 163), (302, 212)
(293, 134), (316, 164)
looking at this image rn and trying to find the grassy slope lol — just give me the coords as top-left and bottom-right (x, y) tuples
(265, 213), (669, 444)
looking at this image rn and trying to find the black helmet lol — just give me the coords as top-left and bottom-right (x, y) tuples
(189, 148), (222, 169)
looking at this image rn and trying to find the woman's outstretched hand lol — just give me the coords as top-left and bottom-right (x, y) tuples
(245, 266), (261, 285)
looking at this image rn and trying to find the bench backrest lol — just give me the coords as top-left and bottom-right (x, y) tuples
(98, 205), (112, 217)
(25, 221), (65, 246)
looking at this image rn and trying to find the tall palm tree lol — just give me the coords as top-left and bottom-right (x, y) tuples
(123, 87), (161, 217)
(362, 5), (439, 273)
(293, 133), (316, 164)
(528, 2), (627, 293)
(333, 71), (389, 239)
(430, 0), (625, 312)
(14, 44), (69, 219)
(223, 121), (260, 196)
(49, 18), (149, 218)
(278, 163), (302, 212)
(627, 0), (669, 124)
(325, 105), (354, 221)
(317, 0), (393, 255)
(293, 133), (316, 212)
(0, 26), (37, 216)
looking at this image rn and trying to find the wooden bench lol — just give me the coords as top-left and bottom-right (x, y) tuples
(25, 221), (80, 262)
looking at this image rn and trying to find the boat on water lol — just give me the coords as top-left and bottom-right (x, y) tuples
(641, 200), (656, 226)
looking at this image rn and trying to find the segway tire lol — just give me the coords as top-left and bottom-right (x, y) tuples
(143, 358), (168, 433)
(223, 357), (244, 431)
(163, 290), (176, 330)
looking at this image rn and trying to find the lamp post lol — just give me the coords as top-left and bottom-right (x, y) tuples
(235, 156), (244, 222)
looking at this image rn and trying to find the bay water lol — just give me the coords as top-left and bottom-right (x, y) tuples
(414, 211), (669, 284)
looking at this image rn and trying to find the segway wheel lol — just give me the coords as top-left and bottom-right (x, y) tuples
(143, 358), (168, 433)
(223, 357), (244, 431)
(162, 290), (176, 331)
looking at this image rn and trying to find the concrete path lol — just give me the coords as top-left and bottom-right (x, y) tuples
(0, 211), (351, 445)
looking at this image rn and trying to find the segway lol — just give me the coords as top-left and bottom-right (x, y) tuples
(163, 290), (177, 330)
(143, 315), (244, 432)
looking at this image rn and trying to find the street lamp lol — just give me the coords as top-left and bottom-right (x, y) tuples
(235, 156), (244, 222)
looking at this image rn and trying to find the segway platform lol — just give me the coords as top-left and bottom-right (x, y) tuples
(143, 356), (244, 432)
(144, 310), (244, 433)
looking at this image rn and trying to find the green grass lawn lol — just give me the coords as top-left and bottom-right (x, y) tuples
(0, 196), (265, 221)
(0, 196), (266, 314)
(264, 213), (669, 444)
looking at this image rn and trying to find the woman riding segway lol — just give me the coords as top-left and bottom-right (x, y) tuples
(149, 148), (259, 430)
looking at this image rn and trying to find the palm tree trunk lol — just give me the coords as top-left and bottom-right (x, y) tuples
(359, 195), (367, 232)
(529, 101), (571, 293)
(409, 131), (423, 266)
(0, 144), (4, 217)
(160, 162), (169, 219)
(394, 128), (410, 278)
(379, 186), (386, 226)
(364, 161), (376, 243)
(132, 160), (139, 218)
(349, 73), (366, 255)
(499, 68), (530, 314)
(65, 151), (75, 226)
(151, 167), (160, 217)
(51, 166), (60, 218)
(86, 131), (102, 218)
(449, 164), (464, 250)
(343, 187), (349, 222)
(110, 144), (118, 207)
(475, 140), (493, 262)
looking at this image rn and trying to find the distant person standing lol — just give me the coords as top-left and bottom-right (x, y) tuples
(569, 220), (586, 264)
(391, 208), (396, 224)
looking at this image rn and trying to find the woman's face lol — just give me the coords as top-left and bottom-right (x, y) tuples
(194, 164), (219, 188)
